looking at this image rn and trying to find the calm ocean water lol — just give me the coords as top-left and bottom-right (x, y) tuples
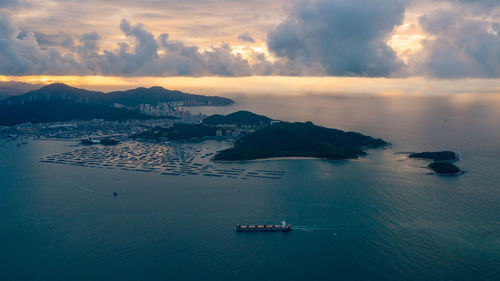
(1, 94), (499, 281)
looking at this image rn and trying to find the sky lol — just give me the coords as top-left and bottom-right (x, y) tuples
(0, 0), (500, 94)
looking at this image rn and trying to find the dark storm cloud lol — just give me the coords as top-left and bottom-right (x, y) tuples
(267, 0), (409, 77)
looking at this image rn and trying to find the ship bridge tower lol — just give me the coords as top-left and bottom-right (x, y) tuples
(281, 220), (287, 228)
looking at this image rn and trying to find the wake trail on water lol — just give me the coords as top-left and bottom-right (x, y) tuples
(73, 182), (96, 194)
(81, 187), (96, 194)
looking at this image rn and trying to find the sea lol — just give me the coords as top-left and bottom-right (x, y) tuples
(1, 93), (499, 281)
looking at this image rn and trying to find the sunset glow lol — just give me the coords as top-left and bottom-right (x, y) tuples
(2, 75), (499, 97)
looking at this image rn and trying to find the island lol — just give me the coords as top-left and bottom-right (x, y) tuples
(409, 151), (458, 161)
(428, 162), (461, 175)
(408, 150), (463, 175)
(202, 111), (273, 127)
(213, 121), (387, 161)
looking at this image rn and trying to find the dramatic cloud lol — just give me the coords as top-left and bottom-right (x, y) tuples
(97, 20), (252, 76)
(267, 0), (409, 77)
(410, 4), (500, 78)
(0, 14), (84, 75)
(0, 16), (254, 76)
(1, 0), (500, 78)
(3, 0), (286, 52)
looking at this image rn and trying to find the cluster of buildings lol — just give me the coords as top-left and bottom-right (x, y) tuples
(0, 104), (261, 144)
(113, 102), (203, 119)
(0, 118), (182, 141)
(215, 128), (243, 139)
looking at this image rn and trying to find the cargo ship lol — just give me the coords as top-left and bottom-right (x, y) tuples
(236, 220), (291, 232)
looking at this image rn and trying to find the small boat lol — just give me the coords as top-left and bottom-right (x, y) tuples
(236, 220), (291, 232)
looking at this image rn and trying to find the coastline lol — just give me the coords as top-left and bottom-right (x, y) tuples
(213, 156), (348, 163)
(428, 170), (466, 176)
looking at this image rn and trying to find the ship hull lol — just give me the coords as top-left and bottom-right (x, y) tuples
(235, 225), (292, 232)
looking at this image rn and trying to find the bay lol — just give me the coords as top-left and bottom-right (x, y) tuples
(1, 94), (499, 281)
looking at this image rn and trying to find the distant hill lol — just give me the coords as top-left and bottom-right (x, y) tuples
(214, 121), (387, 161)
(105, 87), (233, 106)
(202, 111), (273, 126)
(0, 83), (104, 106)
(409, 151), (458, 161)
(0, 81), (43, 100)
(0, 83), (234, 106)
(0, 83), (233, 125)
(0, 100), (150, 126)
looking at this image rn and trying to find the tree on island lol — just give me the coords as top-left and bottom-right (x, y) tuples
(214, 121), (387, 161)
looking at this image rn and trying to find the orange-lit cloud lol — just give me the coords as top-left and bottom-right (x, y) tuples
(1, 0), (500, 79)
(388, 22), (426, 63)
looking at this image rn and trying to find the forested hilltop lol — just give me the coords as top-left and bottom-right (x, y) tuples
(214, 121), (387, 161)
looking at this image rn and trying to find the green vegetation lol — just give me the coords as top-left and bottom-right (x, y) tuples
(203, 111), (272, 126)
(132, 124), (219, 141)
(214, 121), (387, 161)
(409, 151), (458, 161)
(428, 162), (461, 175)
(409, 150), (463, 175)
(0, 100), (150, 126)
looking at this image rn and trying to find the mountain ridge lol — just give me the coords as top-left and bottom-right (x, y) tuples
(0, 83), (234, 106)
(0, 83), (233, 126)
